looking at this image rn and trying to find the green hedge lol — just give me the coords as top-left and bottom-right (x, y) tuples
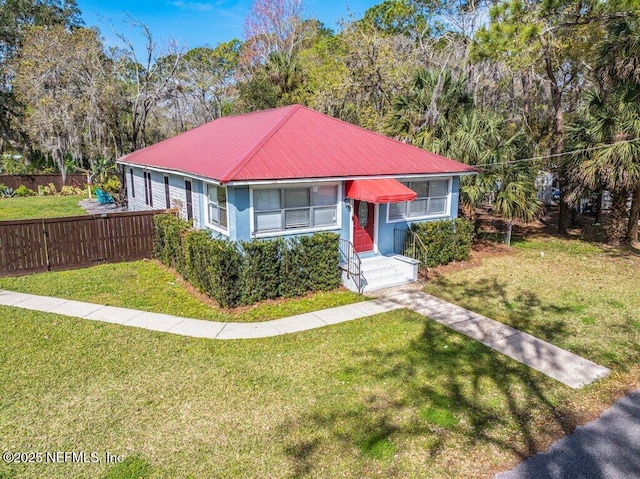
(241, 238), (284, 304)
(410, 218), (474, 267)
(183, 230), (243, 308)
(153, 214), (191, 275)
(152, 214), (341, 307)
(298, 233), (342, 292)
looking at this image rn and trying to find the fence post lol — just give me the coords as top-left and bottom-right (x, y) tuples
(41, 219), (51, 271)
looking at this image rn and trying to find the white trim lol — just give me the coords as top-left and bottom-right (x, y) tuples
(249, 181), (342, 237)
(387, 213), (451, 224)
(118, 162), (224, 186)
(345, 198), (356, 249)
(350, 199), (377, 254)
(203, 182), (229, 236)
(373, 203), (380, 254)
(253, 225), (341, 239)
(229, 171), (475, 186)
(386, 177), (453, 224)
(117, 163), (475, 187)
(205, 222), (230, 236)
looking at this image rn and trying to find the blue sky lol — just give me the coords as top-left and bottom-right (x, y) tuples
(76, 0), (379, 57)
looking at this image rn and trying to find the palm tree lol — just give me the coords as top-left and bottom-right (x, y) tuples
(598, 17), (640, 87)
(568, 86), (640, 246)
(265, 51), (304, 96)
(385, 68), (472, 149)
(387, 70), (542, 238)
(466, 127), (542, 246)
(494, 162), (543, 247)
(594, 15), (640, 243)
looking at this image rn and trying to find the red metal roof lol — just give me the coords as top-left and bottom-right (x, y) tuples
(118, 104), (476, 183)
(345, 179), (417, 204)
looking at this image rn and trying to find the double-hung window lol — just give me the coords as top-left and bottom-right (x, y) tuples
(207, 184), (227, 230)
(144, 172), (153, 207)
(130, 169), (135, 198)
(388, 179), (450, 221)
(253, 184), (338, 234)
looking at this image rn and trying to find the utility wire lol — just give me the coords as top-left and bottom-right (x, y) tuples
(471, 136), (640, 170)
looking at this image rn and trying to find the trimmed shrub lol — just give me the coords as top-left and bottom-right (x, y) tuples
(153, 213), (191, 275)
(241, 238), (284, 304)
(279, 237), (307, 298)
(183, 230), (242, 308)
(298, 232), (341, 291)
(452, 217), (474, 262)
(410, 218), (474, 267)
(152, 216), (342, 307)
(183, 229), (216, 293)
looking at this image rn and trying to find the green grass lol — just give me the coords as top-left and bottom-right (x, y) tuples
(0, 306), (606, 479)
(1, 235), (638, 478)
(0, 195), (86, 220)
(0, 260), (364, 322)
(425, 237), (640, 369)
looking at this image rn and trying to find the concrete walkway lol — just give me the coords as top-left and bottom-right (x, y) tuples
(0, 287), (610, 388)
(496, 388), (640, 478)
(384, 289), (610, 389)
(0, 289), (401, 339)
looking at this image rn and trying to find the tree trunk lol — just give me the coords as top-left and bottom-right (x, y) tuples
(627, 187), (640, 243)
(556, 134), (569, 235)
(608, 189), (629, 246)
(594, 191), (603, 224)
(571, 207), (578, 227)
(506, 221), (513, 247)
(521, 70), (531, 127)
(542, 42), (568, 235)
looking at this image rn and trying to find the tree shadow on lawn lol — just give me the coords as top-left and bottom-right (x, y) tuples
(279, 276), (583, 478)
(280, 316), (580, 478)
(428, 275), (575, 344)
(280, 278), (640, 477)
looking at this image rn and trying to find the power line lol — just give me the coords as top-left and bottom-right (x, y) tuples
(471, 136), (640, 170)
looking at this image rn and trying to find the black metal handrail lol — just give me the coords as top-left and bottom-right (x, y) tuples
(394, 228), (429, 280)
(338, 238), (363, 293)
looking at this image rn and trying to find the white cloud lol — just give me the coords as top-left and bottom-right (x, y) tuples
(168, 1), (215, 12)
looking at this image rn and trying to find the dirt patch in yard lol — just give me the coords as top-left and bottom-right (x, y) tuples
(427, 240), (511, 280)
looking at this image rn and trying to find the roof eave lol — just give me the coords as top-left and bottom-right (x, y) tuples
(225, 170), (477, 186)
(117, 160), (224, 185)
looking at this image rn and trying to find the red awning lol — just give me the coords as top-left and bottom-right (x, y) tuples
(345, 179), (417, 204)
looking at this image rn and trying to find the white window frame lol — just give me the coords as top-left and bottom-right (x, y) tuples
(386, 177), (452, 224)
(205, 183), (229, 235)
(144, 171), (153, 207)
(250, 182), (342, 237)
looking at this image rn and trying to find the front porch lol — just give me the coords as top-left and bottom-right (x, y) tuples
(341, 253), (419, 293)
(340, 178), (428, 292)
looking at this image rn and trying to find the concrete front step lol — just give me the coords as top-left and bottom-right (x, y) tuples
(359, 255), (418, 292)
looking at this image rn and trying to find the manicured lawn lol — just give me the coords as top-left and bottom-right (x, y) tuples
(0, 305), (617, 479)
(0, 195), (86, 220)
(1, 236), (638, 478)
(424, 238), (640, 369)
(0, 260), (364, 322)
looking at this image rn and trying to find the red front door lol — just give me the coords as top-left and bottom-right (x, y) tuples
(353, 200), (375, 253)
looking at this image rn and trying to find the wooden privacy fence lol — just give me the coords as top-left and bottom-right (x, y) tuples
(0, 174), (88, 191)
(0, 209), (176, 277)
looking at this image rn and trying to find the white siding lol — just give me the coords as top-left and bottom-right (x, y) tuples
(126, 167), (149, 212)
(125, 167), (201, 228)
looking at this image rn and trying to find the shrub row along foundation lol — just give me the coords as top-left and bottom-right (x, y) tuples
(153, 214), (341, 308)
(410, 218), (474, 267)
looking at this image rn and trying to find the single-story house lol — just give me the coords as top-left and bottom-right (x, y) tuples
(117, 104), (475, 292)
